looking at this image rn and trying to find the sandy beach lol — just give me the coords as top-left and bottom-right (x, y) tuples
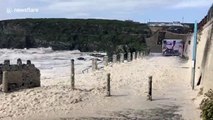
(0, 52), (201, 120)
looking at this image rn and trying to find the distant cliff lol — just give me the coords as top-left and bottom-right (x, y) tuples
(0, 19), (151, 54)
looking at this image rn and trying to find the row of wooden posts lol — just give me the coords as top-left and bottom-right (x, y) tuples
(92, 51), (149, 71)
(70, 50), (153, 101)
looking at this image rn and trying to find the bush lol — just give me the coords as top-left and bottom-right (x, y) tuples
(200, 89), (213, 120)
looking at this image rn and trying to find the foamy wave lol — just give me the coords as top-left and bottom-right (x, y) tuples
(0, 48), (105, 82)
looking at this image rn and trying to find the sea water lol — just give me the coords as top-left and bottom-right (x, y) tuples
(0, 47), (105, 81)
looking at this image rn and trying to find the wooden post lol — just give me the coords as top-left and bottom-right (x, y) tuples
(17, 58), (22, 65)
(137, 52), (140, 59)
(147, 76), (152, 101)
(71, 59), (75, 90)
(140, 51), (143, 59)
(132, 52), (136, 60)
(95, 59), (98, 70)
(106, 73), (111, 96)
(103, 56), (108, 66)
(138, 51), (141, 59)
(2, 71), (9, 92)
(143, 51), (146, 56)
(127, 52), (131, 62)
(27, 60), (31, 65)
(120, 53), (124, 63)
(92, 58), (98, 71)
(112, 54), (117, 63)
(138, 51), (140, 59)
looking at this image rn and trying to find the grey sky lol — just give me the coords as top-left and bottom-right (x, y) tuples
(0, 0), (212, 22)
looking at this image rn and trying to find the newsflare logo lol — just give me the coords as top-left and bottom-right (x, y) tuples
(6, 7), (39, 14)
(6, 8), (12, 14)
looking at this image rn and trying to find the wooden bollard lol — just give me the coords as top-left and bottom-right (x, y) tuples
(135, 52), (138, 59)
(132, 52), (136, 60)
(103, 56), (108, 66)
(143, 51), (146, 56)
(138, 51), (141, 59)
(127, 52), (131, 62)
(120, 53), (124, 63)
(137, 52), (140, 59)
(106, 73), (111, 96)
(140, 51), (143, 58)
(112, 54), (117, 63)
(17, 58), (22, 65)
(147, 76), (152, 101)
(71, 59), (75, 90)
(27, 60), (31, 65)
(2, 71), (9, 92)
(92, 58), (98, 71)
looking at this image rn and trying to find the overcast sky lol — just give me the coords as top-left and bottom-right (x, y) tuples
(0, 0), (212, 23)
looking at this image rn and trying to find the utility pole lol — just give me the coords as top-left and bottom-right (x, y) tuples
(191, 21), (198, 90)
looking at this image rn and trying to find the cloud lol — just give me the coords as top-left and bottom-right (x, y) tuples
(172, 0), (212, 9)
(46, 0), (171, 12)
(0, 0), (212, 21)
(44, 0), (173, 18)
(44, 0), (212, 18)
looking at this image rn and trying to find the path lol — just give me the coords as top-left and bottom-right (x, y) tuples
(65, 54), (200, 120)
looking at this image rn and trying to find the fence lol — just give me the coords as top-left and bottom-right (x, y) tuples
(81, 50), (150, 73)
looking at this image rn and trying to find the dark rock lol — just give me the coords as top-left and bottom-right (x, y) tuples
(77, 57), (86, 61)
(90, 53), (105, 58)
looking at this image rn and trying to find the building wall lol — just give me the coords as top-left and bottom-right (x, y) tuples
(182, 35), (192, 59)
(197, 19), (213, 92)
(145, 30), (189, 53)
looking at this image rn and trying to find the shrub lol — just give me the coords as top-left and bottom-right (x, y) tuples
(200, 89), (213, 120)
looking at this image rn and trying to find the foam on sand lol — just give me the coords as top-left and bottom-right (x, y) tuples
(0, 52), (200, 120)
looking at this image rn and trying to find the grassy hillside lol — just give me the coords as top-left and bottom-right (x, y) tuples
(0, 19), (151, 56)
